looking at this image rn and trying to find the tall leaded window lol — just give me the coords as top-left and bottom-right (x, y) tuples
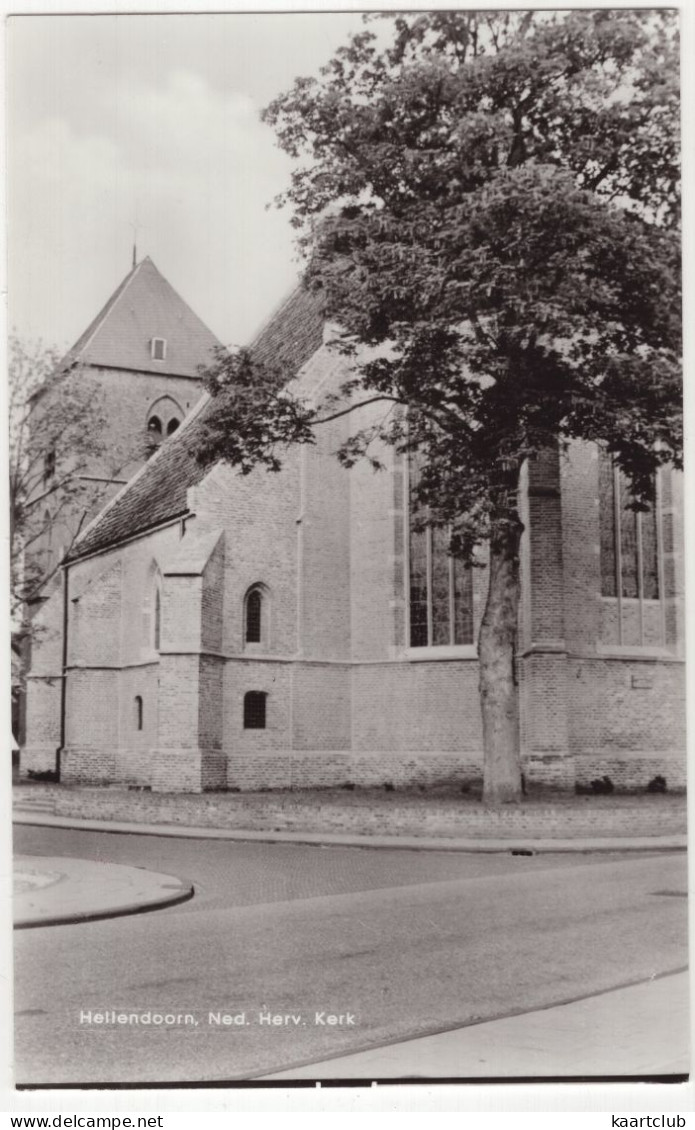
(599, 450), (659, 601)
(408, 457), (474, 648)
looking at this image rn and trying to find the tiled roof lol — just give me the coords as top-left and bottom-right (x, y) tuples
(61, 257), (222, 378)
(67, 283), (325, 562)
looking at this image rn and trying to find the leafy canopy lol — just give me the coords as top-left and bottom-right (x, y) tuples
(197, 10), (680, 555)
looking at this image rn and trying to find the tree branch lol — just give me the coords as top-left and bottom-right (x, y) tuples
(311, 394), (406, 425)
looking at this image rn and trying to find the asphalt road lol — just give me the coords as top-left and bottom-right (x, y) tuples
(13, 825), (688, 1085)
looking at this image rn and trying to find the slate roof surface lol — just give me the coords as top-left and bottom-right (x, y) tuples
(61, 257), (222, 378)
(67, 284), (325, 562)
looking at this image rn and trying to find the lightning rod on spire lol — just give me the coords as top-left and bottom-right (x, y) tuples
(130, 220), (140, 270)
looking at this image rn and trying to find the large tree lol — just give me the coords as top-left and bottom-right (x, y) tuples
(196, 10), (681, 802)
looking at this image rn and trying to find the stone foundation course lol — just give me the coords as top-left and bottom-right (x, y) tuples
(12, 783), (687, 841)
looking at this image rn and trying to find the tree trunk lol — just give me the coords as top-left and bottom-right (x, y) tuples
(478, 477), (524, 804)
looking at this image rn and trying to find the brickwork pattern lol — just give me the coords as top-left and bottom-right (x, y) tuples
(301, 422), (352, 662)
(291, 664), (352, 751)
(351, 661), (483, 753)
(17, 783), (686, 839)
(23, 577), (65, 774)
(191, 461), (300, 657)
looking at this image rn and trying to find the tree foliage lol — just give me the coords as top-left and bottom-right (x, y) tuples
(201, 10), (680, 522)
(195, 10), (681, 801)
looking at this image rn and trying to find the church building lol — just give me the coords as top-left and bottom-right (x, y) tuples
(22, 283), (685, 793)
(25, 255), (222, 585)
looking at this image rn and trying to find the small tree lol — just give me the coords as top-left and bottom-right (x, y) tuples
(195, 11), (681, 802)
(9, 335), (127, 621)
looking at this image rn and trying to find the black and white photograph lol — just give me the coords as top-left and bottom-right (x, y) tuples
(6, 3), (689, 1096)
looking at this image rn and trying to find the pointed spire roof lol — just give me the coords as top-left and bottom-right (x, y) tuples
(62, 257), (221, 378)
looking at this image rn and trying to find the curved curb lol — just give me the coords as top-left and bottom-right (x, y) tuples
(13, 855), (194, 930)
(12, 810), (687, 854)
(14, 885), (194, 930)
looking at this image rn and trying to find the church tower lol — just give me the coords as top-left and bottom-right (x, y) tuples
(19, 258), (222, 764)
(27, 257), (222, 585)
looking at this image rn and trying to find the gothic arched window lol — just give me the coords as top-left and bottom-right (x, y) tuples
(145, 398), (183, 457)
(244, 585), (269, 648)
(598, 449), (663, 647)
(599, 451), (659, 601)
(408, 455), (473, 647)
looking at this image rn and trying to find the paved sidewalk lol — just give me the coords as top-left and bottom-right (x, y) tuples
(262, 970), (691, 1080)
(13, 854), (194, 928)
(12, 810), (686, 853)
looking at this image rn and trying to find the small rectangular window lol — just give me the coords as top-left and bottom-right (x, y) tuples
(151, 337), (167, 361)
(244, 691), (267, 729)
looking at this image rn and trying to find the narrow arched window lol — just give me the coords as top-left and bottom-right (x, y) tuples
(167, 418), (180, 436)
(135, 696), (143, 731)
(154, 586), (161, 651)
(147, 416), (162, 436)
(43, 450), (56, 483)
(246, 589), (262, 643)
(243, 691), (267, 729)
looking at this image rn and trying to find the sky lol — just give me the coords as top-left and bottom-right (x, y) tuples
(6, 11), (368, 353)
(6, 3), (690, 358)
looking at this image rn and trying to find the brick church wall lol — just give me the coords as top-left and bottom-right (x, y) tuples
(49, 522), (186, 785)
(22, 577), (65, 776)
(30, 334), (684, 794)
(560, 442), (685, 789)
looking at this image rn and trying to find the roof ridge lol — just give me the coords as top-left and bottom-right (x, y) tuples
(248, 280), (305, 349)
